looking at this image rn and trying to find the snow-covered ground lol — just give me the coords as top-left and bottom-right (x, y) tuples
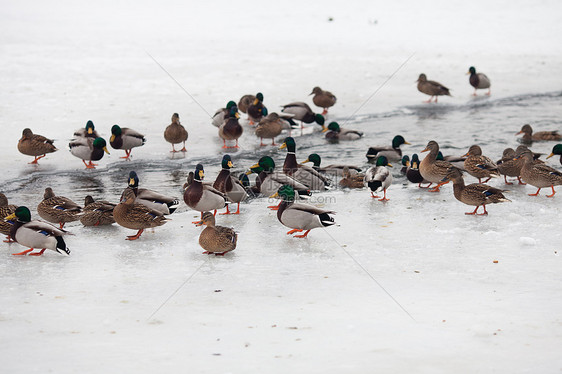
(1, 1), (562, 373)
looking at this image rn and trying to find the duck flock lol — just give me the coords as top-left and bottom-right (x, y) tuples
(4, 68), (562, 257)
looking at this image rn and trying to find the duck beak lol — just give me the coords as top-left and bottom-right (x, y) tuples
(421, 147), (430, 153)
(405, 161), (410, 167)
(387, 163), (393, 167)
(235, 112), (240, 119)
(228, 161), (234, 168)
(547, 152), (555, 159)
(103, 146), (110, 154)
(87, 128), (93, 134)
(404, 141), (411, 145)
(253, 98), (259, 105)
(199, 171), (204, 179)
(321, 126), (328, 133)
(279, 143), (287, 150)
(412, 161), (418, 168)
(270, 192), (279, 198)
(461, 152), (470, 158)
(110, 134), (115, 142)
(466, 71), (471, 75)
(301, 158), (310, 164)
(516, 131), (523, 135)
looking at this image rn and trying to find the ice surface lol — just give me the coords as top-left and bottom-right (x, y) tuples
(1, 0), (562, 373)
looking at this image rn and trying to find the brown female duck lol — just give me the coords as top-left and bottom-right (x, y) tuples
(255, 113), (284, 146)
(80, 195), (116, 226)
(164, 113), (188, 152)
(197, 212), (237, 255)
(419, 140), (454, 192)
(516, 124), (561, 144)
(310, 87), (337, 115)
(516, 149), (562, 197)
(37, 187), (82, 229)
(496, 147), (525, 185)
(417, 74), (451, 103)
(462, 144), (499, 183)
(0, 193), (17, 242)
(17, 128), (57, 164)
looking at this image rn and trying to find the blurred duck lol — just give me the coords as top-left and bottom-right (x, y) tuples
(37, 187), (82, 229)
(247, 92), (268, 125)
(467, 66), (491, 96)
(281, 102), (325, 130)
(462, 144), (499, 183)
(301, 153), (362, 177)
(113, 188), (169, 240)
(5, 206), (70, 256)
(366, 135), (410, 162)
(442, 167), (510, 215)
(211, 101), (237, 128)
(516, 148), (562, 197)
(339, 167), (366, 189)
(164, 113), (188, 152)
(109, 124), (145, 160)
(310, 87), (336, 115)
(496, 147), (525, 185)
(74, 120), (100, 138)
(69, 137), (109, 169)
(0, 193), (17, 242)
(516, 124), (562, 144)
(238, 94), (256, 114)
(271, 185), (335, 238)
(419, 140), (454, 192)
(280, 137), (329, 190)
(213, 155), (248, 214)
(197, 211), (237, 256)
(365, 156), (393, 201)
(417, 73), (451, 103)
(325, 121), (363, 142)
(406, 154), (431, 187)
(17, 128), (57, 164)
(547, 144), (562, 165)
(400, 155), (410, 174)
(255, 113), (284, 146)
(219, 103), (243, 148)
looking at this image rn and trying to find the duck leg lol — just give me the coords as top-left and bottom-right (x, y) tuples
(286, 229), (303, 235)
(192, 212), (204, 225)
(322, 109), (328, 115)
(59, 222), (65, 229)
(517, 177), (526, 185)
(12, 248), (34, 256)
(429, 181), (449, 192)
(528, 188), (541, 196)
(370, 191), (380, 198)
(294, 229), (312, 238)
(418, 182), (432, 188)
(486, 89), (491, 96)
(29, 154), (46, 164)
(477, 205), (489, 215)
(220, 205), (231, 215)
(378, 189), (389, 201)
(126, 229), (144, 240)
(268, 202), (281, 210)
(271, 138), (277, 146)
(3, 235), (15, 243)
(546, 185), (556, 198)
(465, 206), (479, 215)
(120, 149), (132, 160)
(180, 141), (187, 152)
(233, 202), (241, 214)
(504, 175), (513, 185)
(171, 144), (178, 153)
(28, 249), (47, 256)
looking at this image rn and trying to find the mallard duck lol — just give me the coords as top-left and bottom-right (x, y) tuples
(516, 148), (562, 197)
(184, 164), (227, 221)
(442, 167), (510, 215)
(69, 137), (110, 169)
(110, 124), (145, 160)
(366, 135), (411, 162)
(400, 155), (410, 174)
(417, 74), (451, 103)
(238, 94), (256, 114)
(325, 122), (363, 142)
(246, 156), (310, 199)
(255, 113), (284, 146)
(547, 144), (562, 165)
(211, 101), (237, 128)
(213, 155), (248, 214)
(238, 173), (260, 198)
(17, 128), (57, 164)
(468, 66), (491, 96)
(164, 113), (188, 152)
(0, 193), (17, 242)
(516, 124), (562, 143)
(339, 167), (365, 189)
(271, 185), (335, 238)
(247, 92), (268, 125)
(280, 102), (325, 130)
(197, 211), (237, 255)
(113, 188), (169, 240)
(419, 140), (454, 192)
(310, 87), (336, 115)
(462, 144), (499, 183)
(124, 171), (179, 215)
(80, 195), (116, 226)
(219, 103), (243, 148)
(5, 206), (70, 256)
(405, 154), (430, 187)
(365, 156), (393, 201)
(37, 187), (82, 229)
(496, 147), (525, 185)
(280, 137), (329, 190)
(73, 120), (100, 138)
(301, 153), (361, 178)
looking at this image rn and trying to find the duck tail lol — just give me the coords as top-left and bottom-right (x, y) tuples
(167, 199), (180, 214)
(319, 213), (335, 227)
(55, 236), (71, 256)
(367, 180), (382, 192)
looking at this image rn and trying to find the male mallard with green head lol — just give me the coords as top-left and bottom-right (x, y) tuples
(280, 137), (329, 190)
(110, 124), (145, 160)
(365, 156), (393, 201)
(197, 212), (237, 255)
(74, 120), (100, 138)
(467, 66), (491, 96)
(271, 185), (335, 238)
(0, 193), (17, 242)
(301, 153), (361, 178)
(366, 135), (411, 162)
(37, 187), (82, 229)
(325, 122), (363, 142)
(124, 171), (179, 215)
(69, 137), (110, 169)
(219, 103), (243, 148)
(247, 92), (268, 125)
(184, 164), (228, 222)
(17, 128), (58, 164)
(547, 144), (562, 165)
(213, 155), (248, 214)
(255, 113), (284, 146)
(442, 167), (510, 215)
(164, 113), (188, 152)
(281, 101), (325, 130)
(6, 206), (70, 256)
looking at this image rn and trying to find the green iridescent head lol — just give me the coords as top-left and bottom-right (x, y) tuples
(277, 184), (295, 201)
(304, 153), (322, 167)
(256, 92), (264, 102)
(14, 206), (32, 223)
(280, 137), (296, 152)
(327, 122), (341, 132)
(401, 155), (410, 166)
(221, 154), (233, 169)
(375, 155), (391, 167)
(111, 124), (122, 136)
(315, 114), (325, 125)
(391, 135), (409, 148)
(86, 120), (95, 133)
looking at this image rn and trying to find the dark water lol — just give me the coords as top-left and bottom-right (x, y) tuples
(2, 90), (561, 212)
